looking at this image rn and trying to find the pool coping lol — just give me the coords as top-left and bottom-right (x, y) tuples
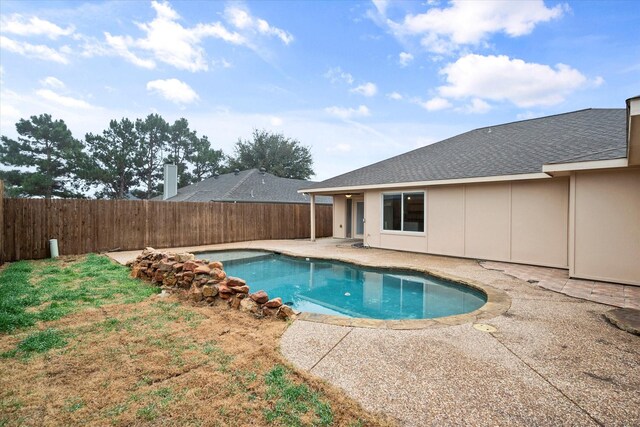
(195, 246), (512, 330)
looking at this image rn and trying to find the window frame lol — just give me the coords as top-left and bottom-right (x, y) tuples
(380, 190), (426, 235)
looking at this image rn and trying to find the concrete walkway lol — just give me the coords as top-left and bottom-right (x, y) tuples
(109, 239), (640, 426)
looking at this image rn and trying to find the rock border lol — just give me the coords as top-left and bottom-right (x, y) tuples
(128, 248), (296, 321)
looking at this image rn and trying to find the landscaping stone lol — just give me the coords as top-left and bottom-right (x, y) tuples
(152, 270), (165, 283)
(163, 273), (177, 287)
(191, 290), (203, 302)
(210, 268), (226, 282)
(175, 253), (195, 263)
(130, 266), (142, 278)
(218, 283), (233, 294)
(129, 249), (293, 323)
(208, 261), (223, 270)
(240, 298), (260, 314)
(265, 298), (283, 308)
(183, 260), (199, 272)
(277, 305), (296, 320)
(194, 264), (211, 274)
(202, 285), (218, 298)
(231, 285), (250, 294)
(262, 307), (278, 317)
(157, 260), (175, 272)
(250, 291), (269, 304)
(230, 295), (242, 309)
(228, 277), (246, 287)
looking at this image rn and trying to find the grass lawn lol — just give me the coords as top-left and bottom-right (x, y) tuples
(0, 254), (394, 427)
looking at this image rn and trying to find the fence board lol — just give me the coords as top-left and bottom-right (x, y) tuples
(2, 199), (333, 261)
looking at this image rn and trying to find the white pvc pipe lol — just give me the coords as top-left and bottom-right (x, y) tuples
(49, 239), (59, 258)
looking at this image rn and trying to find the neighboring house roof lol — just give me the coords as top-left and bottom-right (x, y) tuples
(163, 169), (332, 204)
(303, 108), (626, 191)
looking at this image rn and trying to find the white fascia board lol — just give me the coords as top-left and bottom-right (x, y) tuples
(542, 158), (628, 173)
(298, 172), (550, 194)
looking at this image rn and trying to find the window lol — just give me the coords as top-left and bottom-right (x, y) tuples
(383, 192), (424, 232)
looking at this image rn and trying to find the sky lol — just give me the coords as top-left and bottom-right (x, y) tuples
(0, 0), (638, 181)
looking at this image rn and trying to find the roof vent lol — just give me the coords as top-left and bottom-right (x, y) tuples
(259, 167), (266, 175)
(234, 168), (240, 175)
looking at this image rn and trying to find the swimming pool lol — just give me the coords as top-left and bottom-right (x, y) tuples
(197, 250), (486, 320)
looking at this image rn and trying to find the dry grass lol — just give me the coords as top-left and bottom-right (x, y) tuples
(0, 256), (396, 427)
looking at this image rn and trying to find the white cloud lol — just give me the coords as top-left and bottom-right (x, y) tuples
(399, 52), (414, 67)
(225, 6), (293, 44)
(325, 105), (371, 120)
(40, 76), (65, 89)
(0, 35), (69, 63)
(36, 89), (93, 109)
(350, 82), (378, 97)
(461, 98), (491, 114)
(98, 1), (291, 72)
(372, 0), (390, 15)
(387, 92), (403, 100)
(270, 116), (283, 126)
(437, 54), (588, 107)
(0, 14), (75, 39)
(324, 67), (354, 85)
(418, 97), (452, 111)
(0, 102), (20, 121)
(327, 143), (352, 153)
(130, 1), (243, 72)
(103, 33), (156, 69)
(146, 78), (199, 104)
(516, 111), (543, 121)
(212, 57), (232, 69)
(377, 0), (567, 54)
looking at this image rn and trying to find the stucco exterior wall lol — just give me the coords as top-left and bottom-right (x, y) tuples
(571, 168), (640, 285)
(426, 186), (464, 256)
(511, 179), (569, 267)
(464, 183), (512, 261)
(356, 178), (570, 268)
(333, 196), (346, 238)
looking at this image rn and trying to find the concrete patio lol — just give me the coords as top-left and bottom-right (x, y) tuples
(109, 238), (640, 426)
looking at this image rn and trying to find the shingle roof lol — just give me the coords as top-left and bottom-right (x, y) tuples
(304, 108), (627, 191)
(164, 169), (332, 204)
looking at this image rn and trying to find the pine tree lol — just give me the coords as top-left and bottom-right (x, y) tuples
(133, 114), (169, 199)
(189, 135), (225, 183)
(165, 118), (196, 188)
(84, 118), (140, 199)
(0, 114), (86, 198)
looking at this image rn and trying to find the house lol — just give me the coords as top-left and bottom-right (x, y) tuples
(161, 167), (332, 205)
(301, 96), (640, 286)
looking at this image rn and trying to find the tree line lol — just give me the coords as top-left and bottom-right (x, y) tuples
(0, 113), (314, 199)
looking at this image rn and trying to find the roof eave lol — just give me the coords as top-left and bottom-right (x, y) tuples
(542, 157), (629, 174)
(298, 172), (552, 194)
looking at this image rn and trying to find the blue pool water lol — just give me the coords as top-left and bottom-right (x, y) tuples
(198, 250), (486, 320)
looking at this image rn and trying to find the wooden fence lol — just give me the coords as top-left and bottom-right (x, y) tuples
(1, 196), (332, 262)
